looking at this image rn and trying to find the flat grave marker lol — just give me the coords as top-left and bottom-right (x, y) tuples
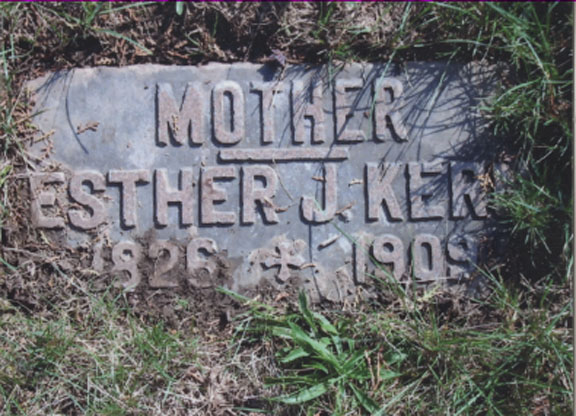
(27, 62), (504, 300)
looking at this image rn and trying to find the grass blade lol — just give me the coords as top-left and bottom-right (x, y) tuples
(276, 383), (329, 405)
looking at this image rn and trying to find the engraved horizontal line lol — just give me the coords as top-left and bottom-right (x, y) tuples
(219, 148), (349, 163)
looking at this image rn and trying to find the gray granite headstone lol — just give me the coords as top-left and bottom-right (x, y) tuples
(27, 63), (501, 300)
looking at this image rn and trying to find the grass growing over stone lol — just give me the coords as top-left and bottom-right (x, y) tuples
(0, 3), (572, 415)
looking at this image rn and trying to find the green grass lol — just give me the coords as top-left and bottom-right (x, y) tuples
(0, 291), (202, 415)
(225, 270), (572, 415)
(224, 290), (385, 414)
(426, 4), (572, 269)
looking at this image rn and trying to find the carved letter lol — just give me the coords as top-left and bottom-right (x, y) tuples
(353, 233), (371, 285)
(91, 242), (104, 272)
(412, 234), (444, 281)
(447, 234), (477, 279)
(68, 171), (107, 230)
(334, 78), (366, 143)
(450, 162), (488, 218)
(108, 170), (151, 228)
(157, 82), (204, 146)
(373, 77), (407, 141)
(251, 81), (284, 144)
(154, 168), (194, 227)
(241, 165), (279, 224)
(30, 172), (65, 229)
(186, 238), (218, 288)
(372, 234), (405, 281)
(366, 163), (404, 222)
(408, 162), (445, 220)
(213, 81), (244, 145)
(301, 164), (337, 223)
(291, 80), (325, 144)
(149, 240), (180, 288)
(200, 166), (236, 225)
(112, 241), (142, 290)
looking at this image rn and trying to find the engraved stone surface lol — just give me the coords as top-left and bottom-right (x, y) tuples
(27, 63), (502, 300)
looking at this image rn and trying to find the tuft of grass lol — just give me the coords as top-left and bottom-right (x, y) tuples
(256, 291), (381, 414)
(491, 172), (566, 257)
(226, 271), (572, 415)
